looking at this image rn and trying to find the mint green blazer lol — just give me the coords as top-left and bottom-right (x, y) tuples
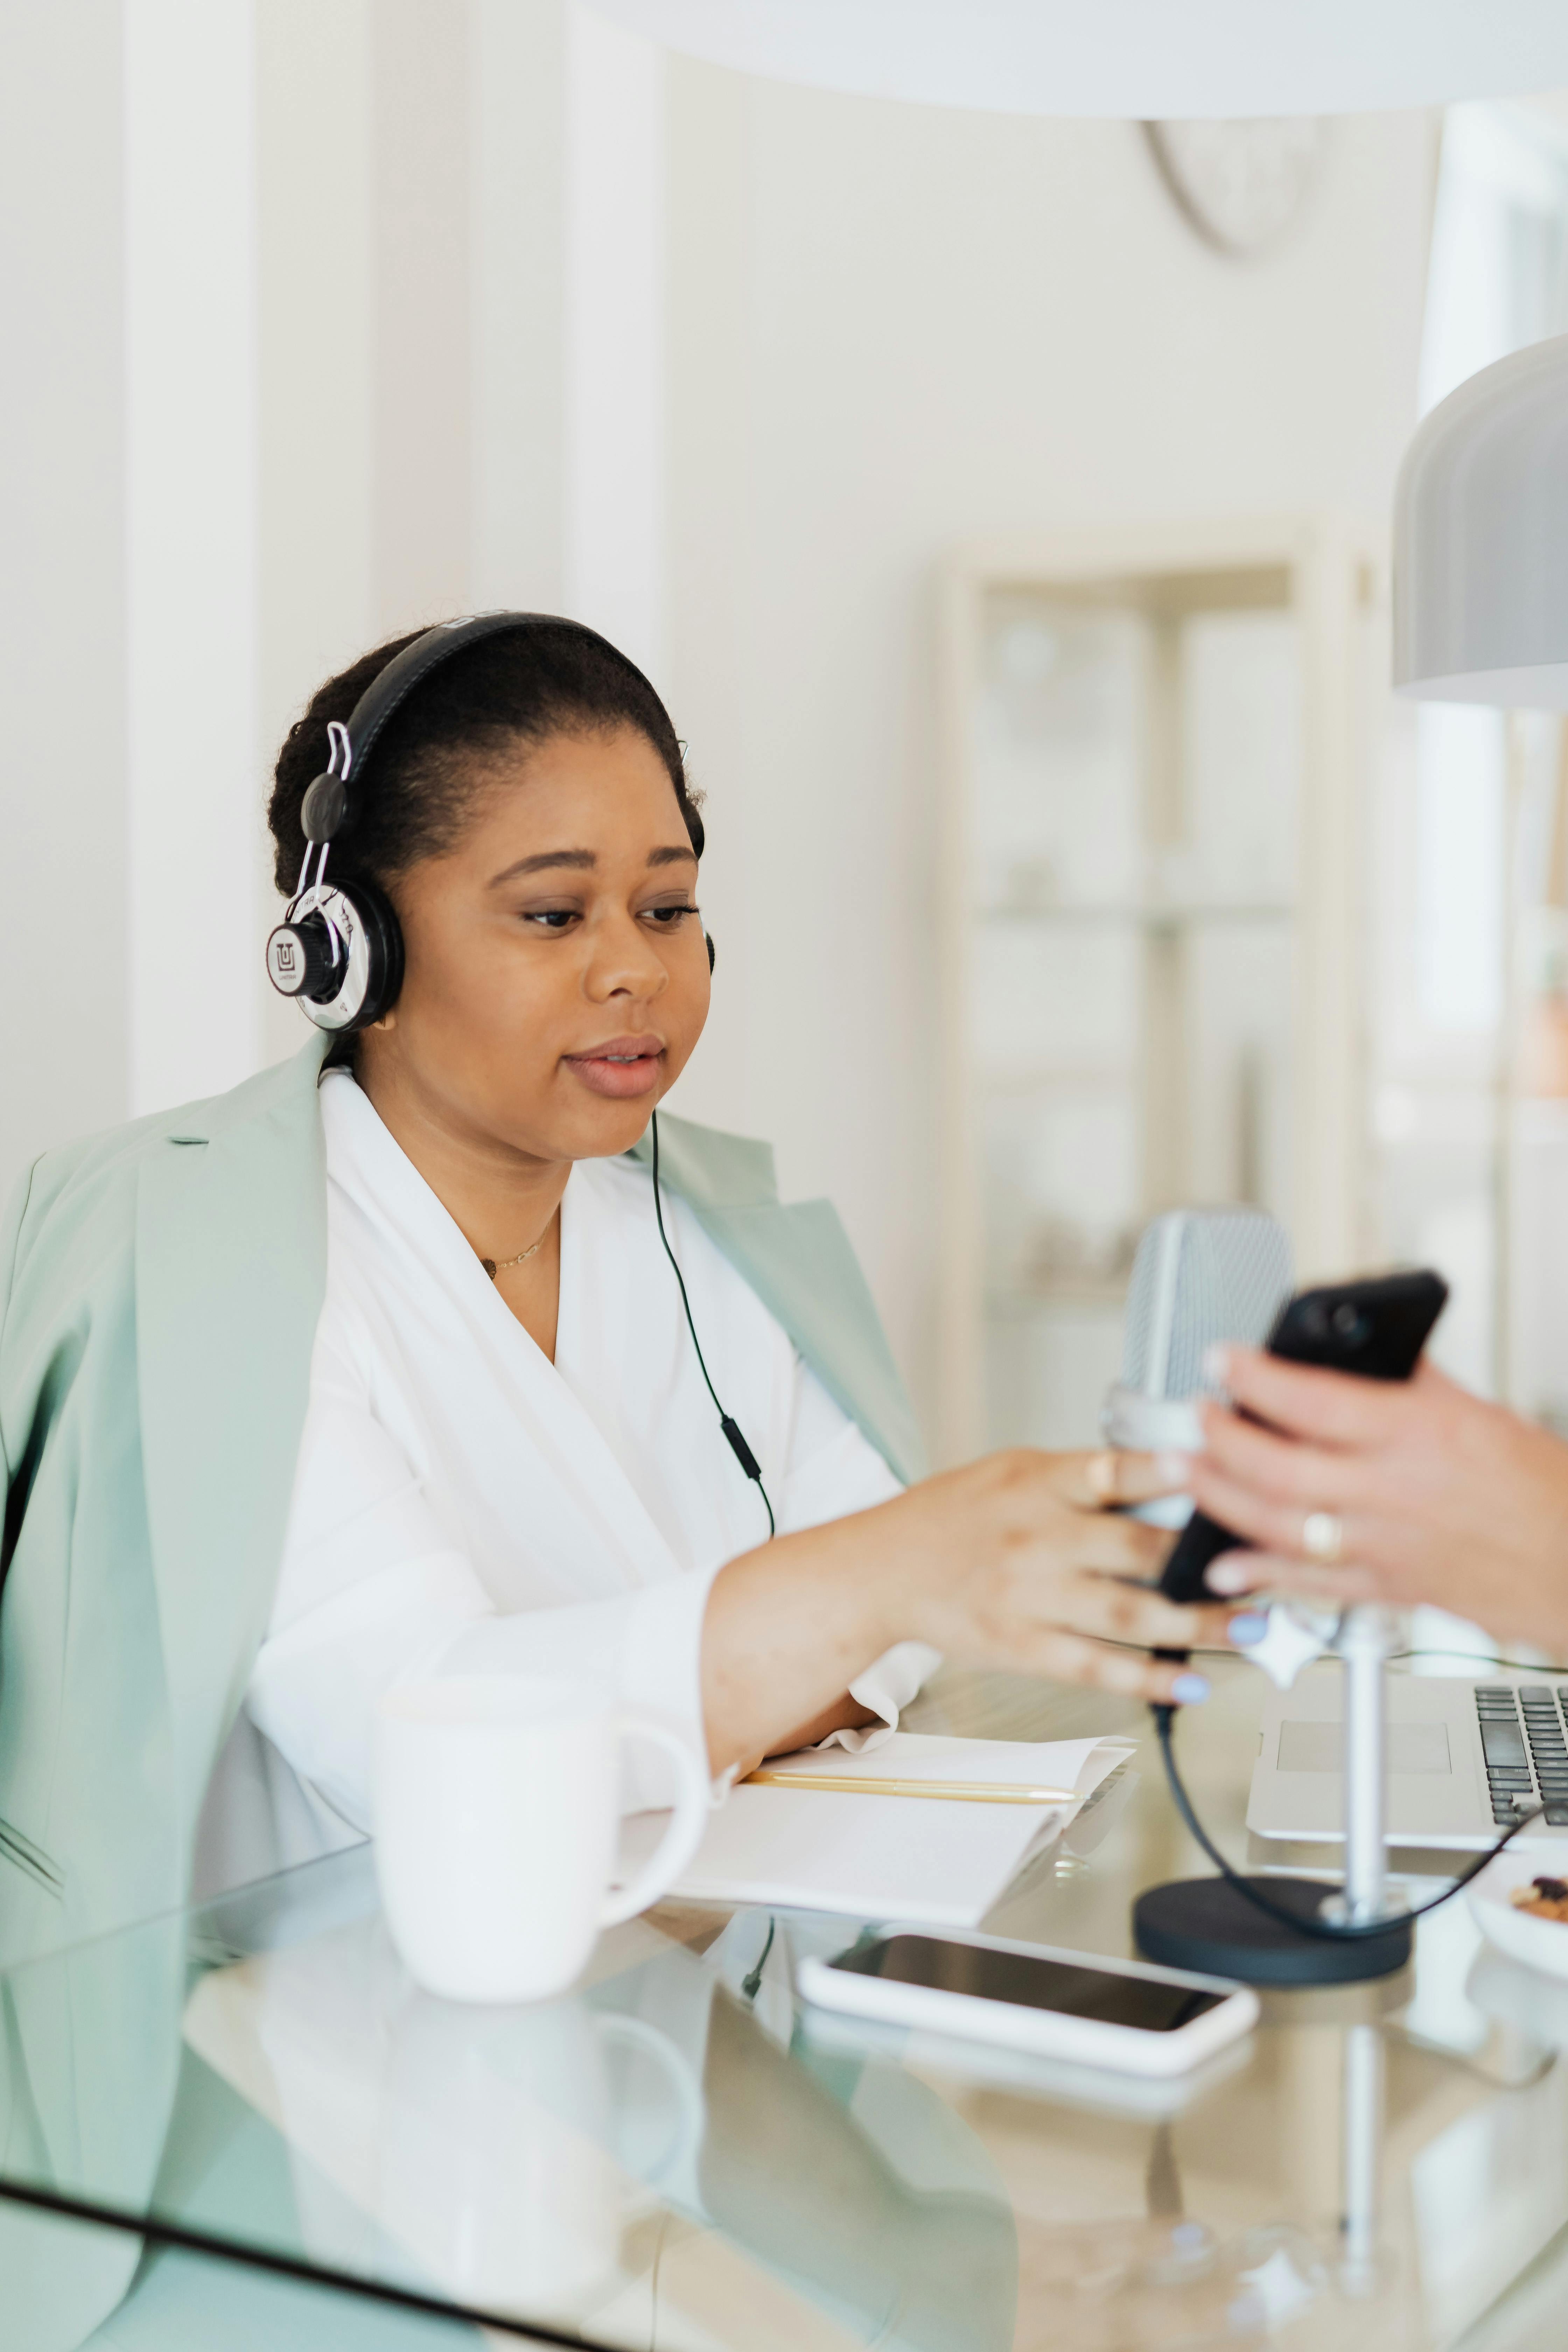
(0, 1034), (929, 2345)
(0, 1032), (923, 1970)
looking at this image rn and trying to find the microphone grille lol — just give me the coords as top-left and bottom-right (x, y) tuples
(1119, 1209), (1293, 1400)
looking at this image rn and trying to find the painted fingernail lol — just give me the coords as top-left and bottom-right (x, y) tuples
(1206, 1561), (1251, 1595)
(1172, 1673), (1210, 1705)
(1154, 1451), (1193, 1484)
(1203, 1343), (1231, 1386)
(1227, 1612), (1269, 1646)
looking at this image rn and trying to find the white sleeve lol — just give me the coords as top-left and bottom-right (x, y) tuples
(778, 1364), (942, 1751)
(247, 1330), (719, 1831)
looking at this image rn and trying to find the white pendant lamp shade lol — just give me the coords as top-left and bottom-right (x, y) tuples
(590, 0), (1568, 120)
(1394, 335), (1568, 712)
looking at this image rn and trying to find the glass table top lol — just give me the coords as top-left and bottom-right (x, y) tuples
(5, 1661), (1568, 2351)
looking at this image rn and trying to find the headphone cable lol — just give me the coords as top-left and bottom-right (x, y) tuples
(1151, 1701), (1544, 1941)
(649, 1112), (776, 1540)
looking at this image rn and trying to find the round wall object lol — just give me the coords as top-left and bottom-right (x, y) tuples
(1144, 117), (1325, 255)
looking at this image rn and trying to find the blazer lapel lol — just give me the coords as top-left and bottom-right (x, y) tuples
(697, 1199), (926, 1487)
(134, 1040), (329, 1833)
(628, 1114), (927, 1486)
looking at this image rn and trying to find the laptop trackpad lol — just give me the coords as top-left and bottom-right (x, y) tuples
(1277, 1722), (1452, 1774)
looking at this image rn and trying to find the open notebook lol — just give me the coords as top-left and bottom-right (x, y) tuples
(623, 1732), (1136, 1927)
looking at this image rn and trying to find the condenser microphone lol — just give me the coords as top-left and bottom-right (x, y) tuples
(1103, 1208), (1293, 1480)
(1106, 1206), (1332, 1688)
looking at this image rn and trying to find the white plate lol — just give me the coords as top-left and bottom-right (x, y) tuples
(1466, 1840), (1568, 1979)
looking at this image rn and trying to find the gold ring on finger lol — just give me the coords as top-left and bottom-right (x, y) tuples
(1302, 1510), (1345, 1565)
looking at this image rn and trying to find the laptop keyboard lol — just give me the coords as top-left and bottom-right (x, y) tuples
(1477, 1685), (1568, 1828)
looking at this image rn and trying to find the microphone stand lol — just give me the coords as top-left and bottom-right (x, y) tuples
(1318, 1608), (1408, 1934)
(1134, 1604), (1414, 1985)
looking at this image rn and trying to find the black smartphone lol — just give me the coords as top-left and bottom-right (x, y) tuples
(1158, 1268), (1449, 1607)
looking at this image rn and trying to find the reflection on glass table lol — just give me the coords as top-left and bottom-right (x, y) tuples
(5, 1664), (1568, 2350)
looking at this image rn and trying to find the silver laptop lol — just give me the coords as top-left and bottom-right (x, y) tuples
(1248, 1665), (1568, 1852)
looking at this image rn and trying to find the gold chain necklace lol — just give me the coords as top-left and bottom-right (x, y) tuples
(481, 1234), (546, 1281)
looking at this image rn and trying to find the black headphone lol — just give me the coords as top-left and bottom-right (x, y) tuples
(265, 612), (713, 1032)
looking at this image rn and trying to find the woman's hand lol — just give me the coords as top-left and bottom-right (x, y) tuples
(1176, 1348), (1568, 1657)
(701, 1445), (1261, 1776)
(887, 1447), (1242, 1702)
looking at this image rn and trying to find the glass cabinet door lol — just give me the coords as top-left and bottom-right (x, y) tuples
(940, 535), (1365, 1461)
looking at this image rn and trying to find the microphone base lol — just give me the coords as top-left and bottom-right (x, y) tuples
(1133, 1876), (1414, 1986)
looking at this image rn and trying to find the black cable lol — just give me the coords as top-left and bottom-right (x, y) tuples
(1151, 1702), (1546, 1942)
(649, 1111), (775, 1539)
(741, 1914), (777, 2001)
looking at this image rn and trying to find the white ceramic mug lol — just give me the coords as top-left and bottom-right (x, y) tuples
(373, 1674), (709, 2003)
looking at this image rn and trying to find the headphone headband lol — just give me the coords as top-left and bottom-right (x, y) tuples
(300, 611), (667, 844)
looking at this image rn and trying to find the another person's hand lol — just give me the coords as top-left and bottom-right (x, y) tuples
(1177, 1350), (1568, 1657)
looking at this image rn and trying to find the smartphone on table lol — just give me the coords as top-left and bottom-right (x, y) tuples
(1158, 1268), (1449, 1608)
(796, 1930), (1258, 2077)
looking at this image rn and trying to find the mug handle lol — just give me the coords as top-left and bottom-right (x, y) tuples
(599, 1714), (710, 1928)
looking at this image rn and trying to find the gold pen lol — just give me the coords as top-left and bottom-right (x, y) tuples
(741, 1769), (1079, 1805)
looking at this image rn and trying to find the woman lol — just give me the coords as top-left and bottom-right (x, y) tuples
(0, 615), (1249, 1950)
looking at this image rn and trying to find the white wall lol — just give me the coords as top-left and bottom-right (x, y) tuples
(0, 5), (127, 1197)
(254, 0), (376, 1021)
(658, 78), (1436, 1424)
(563, 7), (666, 677)
(125, 0), (261, 1119)
(470, 0), (568, 613)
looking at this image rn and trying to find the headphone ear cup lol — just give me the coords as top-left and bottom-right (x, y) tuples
(706, 930), (716, 976)
(337, 876), (405, 1030)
